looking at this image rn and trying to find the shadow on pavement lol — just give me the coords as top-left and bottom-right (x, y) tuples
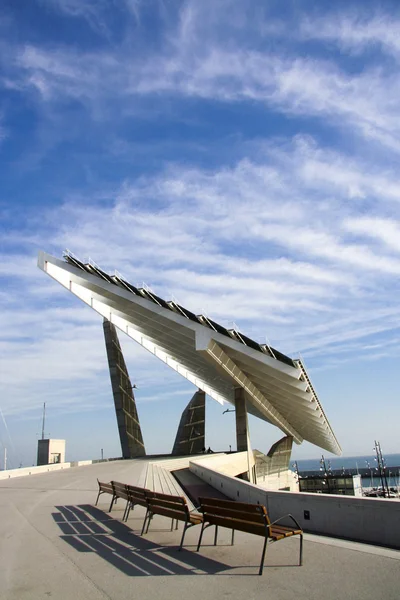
(53, 504), (231, 577)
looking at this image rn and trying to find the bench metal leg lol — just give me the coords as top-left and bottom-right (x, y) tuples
(299, 534), (303, 566)
(124, 502), (133, 522)
(169, 519), (179, 531)
(95, 491), (101, 506)
(214, 525), (218, 546)
(259, 538), (268, 576)
(145, 513), (153, 534)
(122, 500), (130, 522)
(179, 523), (188, 551)
(196, 522), (206, 551)
(231, 529), (235, 546)
(108, 495), (116, 513)
(141, 509), (150, 535)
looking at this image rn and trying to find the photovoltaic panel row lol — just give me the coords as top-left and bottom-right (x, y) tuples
(169, 302), (203, 324)
(139, 288), (171, 310)
(113, 276), (140, 295)
(64, 253), (91, 273)
(85, 263), (115, 284)
(63, 252), (294, 368)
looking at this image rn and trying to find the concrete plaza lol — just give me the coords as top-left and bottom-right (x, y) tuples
(0, 459), (399, 600)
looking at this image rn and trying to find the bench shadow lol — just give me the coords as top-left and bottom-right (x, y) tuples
(53, 504), (231, 577)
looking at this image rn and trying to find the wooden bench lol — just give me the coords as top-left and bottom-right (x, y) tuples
(95, 480), (149, 522)
(95, 480), (114, 511)
(124, 484), (148, 522)
(142, 490), (203, 550)
(197, 497), (303, 575)
(109, 481), (131, 520)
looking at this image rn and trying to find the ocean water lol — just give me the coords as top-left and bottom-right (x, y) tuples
(294, 453), (400, 472)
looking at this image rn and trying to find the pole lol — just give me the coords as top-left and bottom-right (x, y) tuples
(374, 440), (387, 497)
(4, 447), (7, 471)
(379, 442), (390, 497)
(101, 448), (104, 460)
(320, 455), (330, 493)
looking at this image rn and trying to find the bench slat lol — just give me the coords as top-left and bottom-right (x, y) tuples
(148, 498), (189, 513)
(199, 498), (267, 515)
(147, 505), (201, 523)
(126, 484), (147, 507)
(147, 491), (186, 504)
(201, 506), (266, 523)
(204, 515), (267, 537)
(98, 481), (113, 493)
(111, 481), (129, 501)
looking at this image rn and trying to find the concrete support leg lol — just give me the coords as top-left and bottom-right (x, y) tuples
(235, 388), (253, 482)
(235, 387), (249, 452)
(172, 389), (206, 456)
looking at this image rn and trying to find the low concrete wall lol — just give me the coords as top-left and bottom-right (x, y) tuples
(0, 460), (96, 480)
(190, 459), (400, 550)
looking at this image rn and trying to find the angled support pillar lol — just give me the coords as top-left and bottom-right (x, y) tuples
(235, 387), (254, 482)
(172, 390), (206, 456)
(103, 318), (146, 458)
(267, 435), (293, 474)
(235, 387), (249, 452)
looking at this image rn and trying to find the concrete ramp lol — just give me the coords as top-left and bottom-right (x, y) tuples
(190, 451), (254, 478)
(173, 468), (229, 506)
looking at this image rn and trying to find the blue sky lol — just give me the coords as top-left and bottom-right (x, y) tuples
(1, 0), (400, 468)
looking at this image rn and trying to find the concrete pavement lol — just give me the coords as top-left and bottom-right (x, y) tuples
(0, 459), (399, 600)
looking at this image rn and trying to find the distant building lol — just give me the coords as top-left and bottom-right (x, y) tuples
(37, 439), (66, 466)
(299, 474), (362, 496)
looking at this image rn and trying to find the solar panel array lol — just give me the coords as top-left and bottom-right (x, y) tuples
(63, 250), (295, 368)
(39, 249), (341, 454)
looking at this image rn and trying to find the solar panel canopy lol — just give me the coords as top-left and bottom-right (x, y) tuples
(38, 250), (342, 455)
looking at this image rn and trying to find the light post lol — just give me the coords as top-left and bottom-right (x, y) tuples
(292, 461), (300, 490)
(373, 441), (390, 498)
(366, 461), (374, 489)
(222, 408), (235, 456)
(320, 455), (331, 494)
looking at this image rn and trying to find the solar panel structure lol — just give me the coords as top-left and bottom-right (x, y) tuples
(200, 316), (233, 339)
(168, 302), (203, 325)
(38, 250), (342, 455)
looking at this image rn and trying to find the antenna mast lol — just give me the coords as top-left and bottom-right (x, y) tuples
(41, 403), (46, 440)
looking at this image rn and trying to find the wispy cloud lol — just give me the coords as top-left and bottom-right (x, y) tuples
(2, 133), (400, 412)
(39, 0), (114, 36)
(343, 217), (400, 253)
(301, 12), (400, 60)
(5, 2), (400, 155)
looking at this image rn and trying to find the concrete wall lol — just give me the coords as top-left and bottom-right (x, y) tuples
(0, 460), (93, 480)
(190, 459), (400, 550)
(257, 469), (299, 492)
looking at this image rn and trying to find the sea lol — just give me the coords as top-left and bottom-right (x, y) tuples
(293, 453), (400, 489)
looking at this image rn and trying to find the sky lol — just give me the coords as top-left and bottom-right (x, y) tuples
(1, 0), (400, 468)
